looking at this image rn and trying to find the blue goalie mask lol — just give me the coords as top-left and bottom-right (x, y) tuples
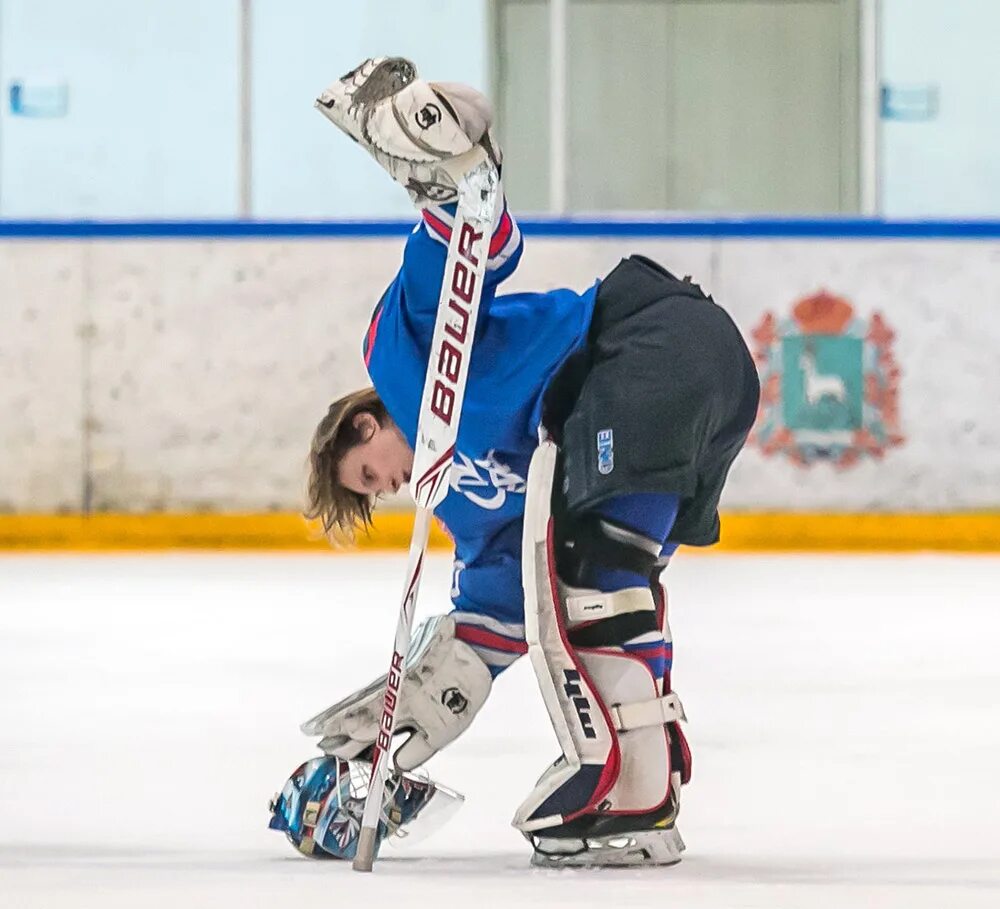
(268, 756), (461, 860)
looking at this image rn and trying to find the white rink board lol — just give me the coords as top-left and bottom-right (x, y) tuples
(717, 240), (1000, 510)
(1, 552), (999, 908)
(0, 242), (87, 511)
(1, 234), (998, 511)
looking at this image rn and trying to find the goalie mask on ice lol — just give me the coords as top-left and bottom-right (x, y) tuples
(513, 441), (692, 866)
(268, 756), (462, 860)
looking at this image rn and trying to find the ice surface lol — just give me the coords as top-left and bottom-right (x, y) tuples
(2, 552), (999, 908)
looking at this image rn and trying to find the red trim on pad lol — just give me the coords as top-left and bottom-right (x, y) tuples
(545, 517), (622, 823)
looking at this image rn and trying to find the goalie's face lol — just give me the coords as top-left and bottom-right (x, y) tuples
(338, 411), (414, 498)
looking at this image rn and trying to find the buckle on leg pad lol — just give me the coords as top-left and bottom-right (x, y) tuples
(610, 692), (685, 733)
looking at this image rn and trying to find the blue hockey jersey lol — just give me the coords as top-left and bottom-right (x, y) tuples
(362, 198), (598, 675)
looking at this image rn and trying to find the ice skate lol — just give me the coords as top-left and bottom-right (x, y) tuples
(527, 773), (685, 868)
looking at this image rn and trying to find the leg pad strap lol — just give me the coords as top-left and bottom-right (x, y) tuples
(611, 691), (686, 733)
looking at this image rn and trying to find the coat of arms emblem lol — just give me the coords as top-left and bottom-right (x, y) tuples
(749, 291), (904, 468)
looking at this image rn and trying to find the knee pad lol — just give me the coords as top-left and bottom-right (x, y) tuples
(513, 442), (687, 835)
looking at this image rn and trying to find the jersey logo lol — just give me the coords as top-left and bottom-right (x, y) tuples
(449, 450), (526, 510)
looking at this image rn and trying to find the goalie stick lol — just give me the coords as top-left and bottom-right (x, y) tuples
(353, 160), (499, 872)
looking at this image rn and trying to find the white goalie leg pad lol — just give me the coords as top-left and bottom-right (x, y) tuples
(513, 442), (615, 833)
(315, 57), (499, 207)
(300, 615), (492, 772)
(513, 442), (683, 834)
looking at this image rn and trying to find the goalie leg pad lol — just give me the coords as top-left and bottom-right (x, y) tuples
(513, 442), (684, 834)
(300, 614), (492, 772)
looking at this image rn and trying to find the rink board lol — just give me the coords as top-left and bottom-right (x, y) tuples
(2, 219), (998, 548)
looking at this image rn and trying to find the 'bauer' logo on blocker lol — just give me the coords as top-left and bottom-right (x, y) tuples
(596, 428), (614, 475)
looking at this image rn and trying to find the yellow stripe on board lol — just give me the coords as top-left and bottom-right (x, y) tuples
(0, 511), (997, 552)
(0, 513), (448, 552)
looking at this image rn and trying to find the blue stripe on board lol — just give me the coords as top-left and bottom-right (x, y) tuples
(3, 218), (1000, 239)
(0, 220), (416, 238)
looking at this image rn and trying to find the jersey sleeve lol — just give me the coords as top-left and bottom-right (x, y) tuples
(453, 606), (527, 680)
(398, 190), (524, 318)
(449, 518), (528, 679)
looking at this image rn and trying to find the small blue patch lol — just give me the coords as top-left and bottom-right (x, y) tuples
(596, 428), (614, 475)
(9, 81), (69, 118)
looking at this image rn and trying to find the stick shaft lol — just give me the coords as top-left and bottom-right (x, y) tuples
(352, 509), (431, 872)
(352, 163), (498, 872)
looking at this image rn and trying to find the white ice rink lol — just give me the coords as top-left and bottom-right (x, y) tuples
(2, 552), (999, 908)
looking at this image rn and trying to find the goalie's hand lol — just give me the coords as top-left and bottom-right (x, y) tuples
(315, 57), (502, 207)
(300, 615), (492, 771)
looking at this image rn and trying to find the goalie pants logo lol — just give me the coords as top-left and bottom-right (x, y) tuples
(596, 428), (614, 475)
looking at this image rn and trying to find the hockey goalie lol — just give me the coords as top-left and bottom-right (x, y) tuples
(267, 58), (759, 868)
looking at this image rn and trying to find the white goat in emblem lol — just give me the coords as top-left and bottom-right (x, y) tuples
(798, 348), (847, 406)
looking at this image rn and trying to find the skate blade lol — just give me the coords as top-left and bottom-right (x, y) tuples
(531, 826), (686, 868)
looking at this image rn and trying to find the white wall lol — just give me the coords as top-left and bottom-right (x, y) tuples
(2, 233), (998, 513)
(0, 0), (241, 218)
(5, 0), (1000, 219)
(0, 0), (489, 219)
(250, 0), (489, 218)
(881, 0), (1000, 215)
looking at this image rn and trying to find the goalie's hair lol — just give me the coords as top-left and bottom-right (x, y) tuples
(306, 386), (389, 543)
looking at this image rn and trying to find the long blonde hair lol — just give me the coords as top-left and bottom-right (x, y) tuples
(305, 386), (388, 542)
